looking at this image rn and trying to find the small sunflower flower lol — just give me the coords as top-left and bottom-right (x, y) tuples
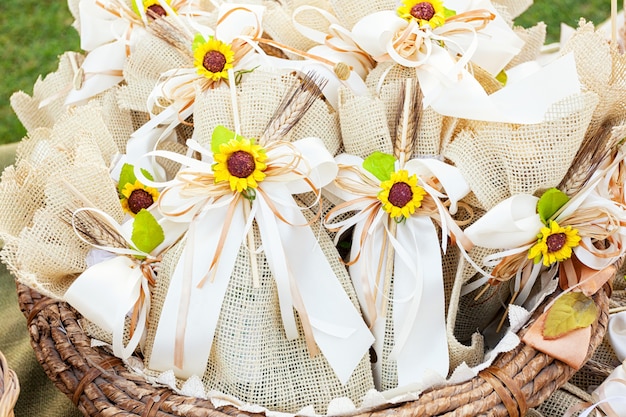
(397, 0), (447, 28)
(213, 138), (267, 193)
(134, 0), (174, 19)
(193, 37), (235, 81)
(528, 220), (581, 266)
(378, 170), (426, 220)
(121, 181), (160, 216)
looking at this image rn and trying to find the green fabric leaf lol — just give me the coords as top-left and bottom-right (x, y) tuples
(131, 0), (141, 16)
(118, 163), (137, 194)
(118, 164), (154, 194)
(192, 33), (207, 53)
(496, 70), (507, 86)
(131, 209), (165, 254)
(444, 7), (456, 18)
(211, 125), (244, 154)
(362, 152), (396, 182)
(537, 188), (570, 224)
(543, 292), (598, 339)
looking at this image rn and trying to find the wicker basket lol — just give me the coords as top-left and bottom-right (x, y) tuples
(16, 280), (610, 417)
(0, 350), (19, 417)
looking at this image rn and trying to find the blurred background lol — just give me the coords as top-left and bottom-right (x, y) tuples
(0, 0), (615, 146)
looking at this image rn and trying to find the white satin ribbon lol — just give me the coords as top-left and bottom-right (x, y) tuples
(348, 4), (582, 123)
(234, 5), (371, 109)
(67, 0), (142, 105)
(143, 5), (265, 136)
(65, 256), (151, 359)
(147, 137), (373, 384)
(463, 172), (626, 299)
(391, 216), (449, 385)
(609, 312), (626, 362)
(324, 155), (470, 387)
(63, 206), (162, 360)
(579, 361), (626, 417)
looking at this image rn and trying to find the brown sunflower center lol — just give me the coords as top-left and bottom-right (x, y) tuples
(146, 4), (167, 19)
(388, 182), (413, 208)
(128, 189), (155, 214)
(411, 2), (436, 21)
(546, 233), (567, 253)
(203, 50), (227, 73)
(227, 151), (256, 178)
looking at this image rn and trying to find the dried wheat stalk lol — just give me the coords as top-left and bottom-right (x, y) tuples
(260, 73), (327, 144)
(393, 78), (422, 166)
(559, 117), (626, 196)
(58, 180), (129, 250)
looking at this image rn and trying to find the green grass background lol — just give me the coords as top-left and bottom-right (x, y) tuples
(0, 0), (614, 145)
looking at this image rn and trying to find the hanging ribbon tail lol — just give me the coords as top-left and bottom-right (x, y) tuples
(346, 219), (386, 327)
(521, 307), (592, 369)
(257, 186), (374, 384)
(148, 202), (246, 379)
(65, 40), (126, 106)
(64, 256), (147, 359)
(390, 216), (449, 386)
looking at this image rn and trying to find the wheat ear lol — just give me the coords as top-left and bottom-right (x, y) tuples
(58, 180), (129, 250)
(559, 117), (626, 196)
(260, 73), (327, 145)
(393, 78), (422, 167)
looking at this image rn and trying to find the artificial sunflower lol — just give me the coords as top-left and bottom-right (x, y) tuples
(133, 0), (174, 19)
(378, 170), (426, 220)
(397, 0), (447, 28)
(528, 220), (581, 266)
(193, 36), (235, 82)
(120, 181), (160, 216)
(213, 137), (267, 193)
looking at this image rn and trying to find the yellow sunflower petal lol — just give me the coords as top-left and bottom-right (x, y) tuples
(527, 220), (581, 266)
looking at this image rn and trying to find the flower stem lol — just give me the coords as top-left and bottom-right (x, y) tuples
(381, 218), (397, 318)
(243, 200), (260, 288)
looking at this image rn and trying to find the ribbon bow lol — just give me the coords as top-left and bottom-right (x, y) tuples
(324, 153), (471, 387)
(143, 136), (373, 384)
(345, 0), (585, 123)
(64, 208), (159, 359)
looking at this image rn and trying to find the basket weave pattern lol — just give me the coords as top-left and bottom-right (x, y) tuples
(17, 280), (610, 417)
(0, 350), (18, 417)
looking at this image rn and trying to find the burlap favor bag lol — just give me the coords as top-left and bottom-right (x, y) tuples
(327, 76), (477, 391)
(139, 70), (373, 414)
(10, 52), (85, 133)
(0, 103), (123, 298)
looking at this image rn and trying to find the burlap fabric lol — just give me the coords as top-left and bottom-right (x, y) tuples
(262, 0), (335, 59)
(336, 65), (491, 389)
(10, 52), (84, 134)
(117, 19), (194, 113)
(136, 69), (372, 413)
(0, 143), (81, 417)
(0, 103), (124, 300)
(190, 70), (341, 154)
(144, 211), (374, 414)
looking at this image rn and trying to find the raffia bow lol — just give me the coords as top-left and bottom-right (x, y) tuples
(143, 75), (373, 384)
(63, 207), (162, 359)
(323, 78), (473, 388)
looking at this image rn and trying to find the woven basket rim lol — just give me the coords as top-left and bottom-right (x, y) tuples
(0, 350), (19, 417)
(15, 279), (610, 417)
